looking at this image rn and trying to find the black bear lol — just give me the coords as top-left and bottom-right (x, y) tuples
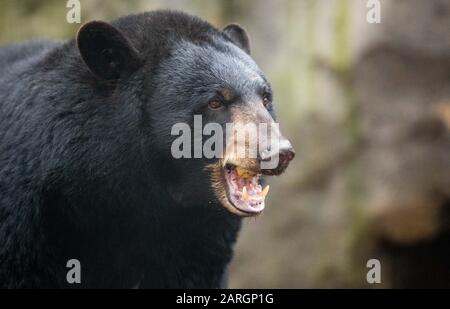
(0, 10), (294, 288)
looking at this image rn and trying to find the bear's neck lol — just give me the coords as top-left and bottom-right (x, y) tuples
(40, 190), (242, 288)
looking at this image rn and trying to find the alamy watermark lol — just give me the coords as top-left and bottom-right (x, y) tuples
(367, 0), (382, 24)
(66, 0), (81, 24)
(66, 259), (81, 284)
(366, 259), (381, 284)
(171, 116), (282, 170)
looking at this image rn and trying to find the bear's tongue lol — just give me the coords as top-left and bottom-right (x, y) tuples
(225, 167), (269, 214)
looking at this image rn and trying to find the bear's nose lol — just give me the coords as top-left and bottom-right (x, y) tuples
(278, 145), (295, 169)
(260, 139), (295, 175)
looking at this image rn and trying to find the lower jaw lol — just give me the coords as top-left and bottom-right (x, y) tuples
(225, 201), (264, 217)
(229, 199), (265, 216)
(237, 208), (264, 217)
(224, 187), (266, 217)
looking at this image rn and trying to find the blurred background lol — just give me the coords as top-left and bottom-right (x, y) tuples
(1, 0), (449, 288)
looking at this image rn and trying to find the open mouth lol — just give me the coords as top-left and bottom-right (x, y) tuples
(223, 164), (269, 216)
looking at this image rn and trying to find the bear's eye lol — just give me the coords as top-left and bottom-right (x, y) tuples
(262, 93), (272, 109)
(208, 100), (223, 110)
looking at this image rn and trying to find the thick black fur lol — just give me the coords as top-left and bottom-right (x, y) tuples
(0, 10), (270, 288)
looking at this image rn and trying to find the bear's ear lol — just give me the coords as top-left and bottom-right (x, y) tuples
(77, 21), (142, 80)
(223, 24), (251, 55)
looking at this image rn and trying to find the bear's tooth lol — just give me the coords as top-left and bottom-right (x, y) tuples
(236, 167), (256, 179)
(260, 185), (270, 198)
(242, 186), (249, 201)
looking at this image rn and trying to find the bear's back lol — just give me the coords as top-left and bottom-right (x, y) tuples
(0, 41), (59, 75)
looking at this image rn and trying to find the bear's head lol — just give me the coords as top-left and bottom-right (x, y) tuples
(76, 11), (295, 218)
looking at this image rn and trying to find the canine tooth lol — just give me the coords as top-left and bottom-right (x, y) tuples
(260, 185), (270, 198)
(242, 186), (249, 201)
